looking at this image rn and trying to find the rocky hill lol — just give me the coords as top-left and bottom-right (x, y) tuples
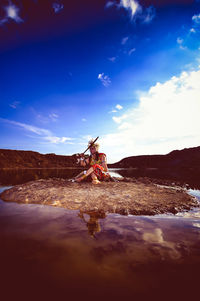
(0, 149), (77, 168)
(108, 146), (200, 170)
(0, 146), (200, 171)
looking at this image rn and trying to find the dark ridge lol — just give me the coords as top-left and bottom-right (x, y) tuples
(108, 146), (200, 169)
(0, 149), (77, 168)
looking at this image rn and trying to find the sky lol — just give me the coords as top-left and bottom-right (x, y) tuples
(0, 0), (200, 163)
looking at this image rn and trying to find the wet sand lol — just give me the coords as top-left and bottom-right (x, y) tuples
(0, 177), (198, 215)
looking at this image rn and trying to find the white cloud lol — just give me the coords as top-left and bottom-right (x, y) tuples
(177, 37), (183, 44)
(119, 0), (141, 18)
(81, 118), (87, 122)
(116, 104), (123, 110)
(0, 2), (23, 25)
(49, 113), (59, 122)
(128, 48), (136, 55)
(177, 37), (187, 50)
(52, 3), (64, 14)
(193, 223), (200, 228)
(101, 66), (200, 162)
(44, 136), (73, 144)
(0, 118), (74, 144)
(106, 0), (155, 23)
(108, 56), (117, 62)
(192, 13), (200, 24)
(0, 118), (51, 136)
(98, 73), (111, 87)
(121, 36), (129, 45)
(112, 114), (127, 123)
(81, 135), (93, 141)
(190, 28), (196, 33)
(9, 101), (20, 109)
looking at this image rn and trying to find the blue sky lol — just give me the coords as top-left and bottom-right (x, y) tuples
(0, 0), (200, 162)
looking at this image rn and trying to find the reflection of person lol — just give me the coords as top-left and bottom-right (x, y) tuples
(78, 210), (106, 238)
(75, 139), (111, 184)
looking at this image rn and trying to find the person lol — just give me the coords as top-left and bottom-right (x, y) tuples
(78, 210), (106, 238)
(75, 139), (110, 184)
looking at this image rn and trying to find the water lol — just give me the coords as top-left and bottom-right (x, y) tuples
(0, 169), (200, 300)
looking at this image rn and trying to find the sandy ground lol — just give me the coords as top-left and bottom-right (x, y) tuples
(0, 177), (198, 215)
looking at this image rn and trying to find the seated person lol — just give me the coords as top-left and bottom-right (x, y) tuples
(75, 139), (110, 184)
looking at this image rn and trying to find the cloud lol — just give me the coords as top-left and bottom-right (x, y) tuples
(98, 73), (111, 87)
(143, 228), (181, 259)
(119, 0), (141, 18)
(52, 2), (64, 14)
(109, 104), (123, 113)
(192, 13), (200, 24)
(101, 66), (200, 162)
(177, 37), (183, 44)
(105, 1), (115, 9)
(105, 0), (155, 23)
(81, 118), (87, 122)
(44, 136), (73, 144)
(177, 37), (187, 50)
(190, 28), (196, 33)
(9, 101), (20, 109)
(49, 113), (59, 122)
(128, 48), (136, 55)
(121, 36), (129, 45)
(0, 118), (51, 136)
(112, 114), (127, 123)
(0, 118), (73, 144)
(116, 104), (123, 110)
(143, 6), (156, 24)
(0, 2), (23, 25)
(108, 56), (117, 62)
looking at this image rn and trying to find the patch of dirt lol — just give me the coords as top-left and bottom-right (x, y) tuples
(0, 178), (198, 215)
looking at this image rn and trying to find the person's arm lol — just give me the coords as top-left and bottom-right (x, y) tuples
(101, 154), (108, 172)
(79, 155), (89, 167)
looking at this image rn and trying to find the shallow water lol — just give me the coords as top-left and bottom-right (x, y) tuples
(1, 169), (200, 300)
(0, 183), (200, 300)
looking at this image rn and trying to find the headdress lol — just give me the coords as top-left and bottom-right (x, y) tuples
(88, 139), (100, 150)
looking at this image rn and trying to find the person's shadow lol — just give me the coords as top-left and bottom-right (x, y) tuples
(78, 210), (106, 238)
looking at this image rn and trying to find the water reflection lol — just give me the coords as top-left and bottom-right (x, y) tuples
(78, 210), (106, 238)
(0, 191), (200, 299)
(112, 167), (200, 189)
(0, 168), (80, 185)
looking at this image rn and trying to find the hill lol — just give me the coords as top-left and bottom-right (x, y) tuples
(108, 146), (200, 170)
(0, 149), (77, 168)
(0, 146), (200, 171)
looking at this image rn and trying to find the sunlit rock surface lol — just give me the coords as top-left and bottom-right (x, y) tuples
(0, 178), (198, 215)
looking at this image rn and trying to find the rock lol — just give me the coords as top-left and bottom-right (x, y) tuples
(0, 178), (198, 216)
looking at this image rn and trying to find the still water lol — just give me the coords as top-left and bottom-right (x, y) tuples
(0, 169), (200, 300)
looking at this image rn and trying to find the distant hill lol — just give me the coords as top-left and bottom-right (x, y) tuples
(0, 146), (200, 171)
(0, 149), (77, 168)
(108, 146), (200, 170)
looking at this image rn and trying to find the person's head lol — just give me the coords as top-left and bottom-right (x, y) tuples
(88, 139), (99, 154)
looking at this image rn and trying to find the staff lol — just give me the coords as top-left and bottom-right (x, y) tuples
(83, 136), (99, 154)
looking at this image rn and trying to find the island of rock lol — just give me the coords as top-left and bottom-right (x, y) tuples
(0, 178), (198, 216)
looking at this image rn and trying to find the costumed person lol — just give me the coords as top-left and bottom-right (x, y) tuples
(78, 210), (106, 238)
(75, 139), (111, 184)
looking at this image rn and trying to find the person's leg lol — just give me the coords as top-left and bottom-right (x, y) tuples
(91, 172), (101, 184)
(75, 171), (85, 180)
(75, 167), (94, 182)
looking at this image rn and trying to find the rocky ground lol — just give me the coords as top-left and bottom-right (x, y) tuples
(0, 177), (198, 215)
